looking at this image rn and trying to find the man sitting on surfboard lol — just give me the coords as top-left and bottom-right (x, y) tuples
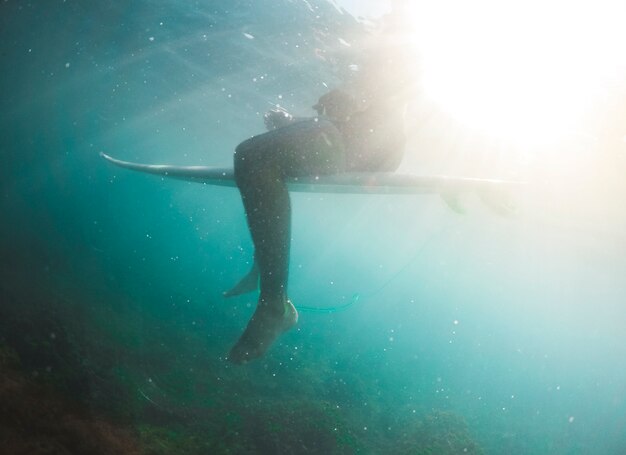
(227, 40), (414, 363)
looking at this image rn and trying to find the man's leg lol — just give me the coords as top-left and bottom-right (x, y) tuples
(228, 119), (344, 363)
(222, 258), (259, 298)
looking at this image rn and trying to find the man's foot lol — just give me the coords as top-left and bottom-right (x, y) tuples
(223, 263), (259, 298)
(228, 299), (298, 364)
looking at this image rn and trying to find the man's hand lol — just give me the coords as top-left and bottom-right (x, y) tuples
(264, 108), (294, 130)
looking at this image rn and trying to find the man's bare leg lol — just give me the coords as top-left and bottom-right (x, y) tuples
(228, 152), (297, 364)
(227, 120), (344, 364)
(223, 259), (259, 298)
(228, 296), (297, 364)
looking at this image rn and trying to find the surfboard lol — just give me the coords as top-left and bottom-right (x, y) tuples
(100, 152), (523, 198)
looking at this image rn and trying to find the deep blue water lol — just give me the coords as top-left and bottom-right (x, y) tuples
(1, 1), (625, 454)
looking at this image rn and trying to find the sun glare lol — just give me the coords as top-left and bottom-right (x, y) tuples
(406, 0), (626, 147)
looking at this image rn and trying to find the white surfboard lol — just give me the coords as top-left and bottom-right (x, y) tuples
(100, 152), (523, 215)
(101, 152), (520, 192)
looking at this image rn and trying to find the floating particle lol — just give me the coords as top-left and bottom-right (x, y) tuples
(243, 32), (254, 40)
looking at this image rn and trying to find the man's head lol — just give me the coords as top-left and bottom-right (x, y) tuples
(313, 89), (358, 121)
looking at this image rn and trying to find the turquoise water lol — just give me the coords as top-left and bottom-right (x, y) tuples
(2, 1), (626, 453)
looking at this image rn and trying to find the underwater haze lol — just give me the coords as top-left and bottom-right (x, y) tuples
(1, 1), (626, 453)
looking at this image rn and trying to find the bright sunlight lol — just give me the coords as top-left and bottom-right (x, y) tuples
(405, 0), (626, 147)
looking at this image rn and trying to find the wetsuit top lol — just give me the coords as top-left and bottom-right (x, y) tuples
(336, 101), (406, 172)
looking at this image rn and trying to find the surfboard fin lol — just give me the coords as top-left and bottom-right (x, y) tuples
(440, 192), (466, 215)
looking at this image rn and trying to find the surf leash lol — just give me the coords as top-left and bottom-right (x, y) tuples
(295, 221), (458, 313)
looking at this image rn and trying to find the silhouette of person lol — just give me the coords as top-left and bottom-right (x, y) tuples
(227, 12), (417, 364)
